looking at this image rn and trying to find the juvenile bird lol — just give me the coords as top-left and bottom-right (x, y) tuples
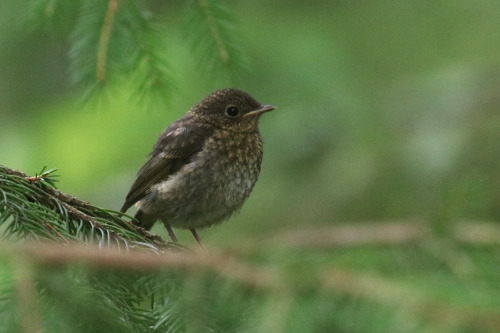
(120, 88), (275, 246)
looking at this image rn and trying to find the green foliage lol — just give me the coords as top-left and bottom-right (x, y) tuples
(0, 165), (167, 250)
(26, 0), (80, 36)
(1, 165), (500, 332)
(2, 0), (500, 332)
(25, 0), (248, 109)
(183, 0), (249, 83)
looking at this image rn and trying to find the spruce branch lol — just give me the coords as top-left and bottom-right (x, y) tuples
(69, 0), (110, 86)
(1, 243), (280, 290)
(198, 0), (230, 64)
(184, 0), (249, 81)
(2, 165), (498, 331)
(25, 166), (59, 188)
(0, 165), (174, 251)
(127, 3), (174, 110)
(96, 0), (119, 83)
(25, 0), (80, 35)
(1, 240), (499, 332)
(26, 0), (249, 110)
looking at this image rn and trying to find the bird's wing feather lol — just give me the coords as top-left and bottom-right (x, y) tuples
(120, 120), (213, 212)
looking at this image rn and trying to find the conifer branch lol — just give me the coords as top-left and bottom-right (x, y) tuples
(2, 240), (499, 331)
(1, 243), (280, 290)
(1, 164), (499, 332)
(198, 0), (230, 64)
(96, 0), (119, 82)
(0, 165), (174, 251)
(184, 0), (249, 81)
(27, 0), (249, 108)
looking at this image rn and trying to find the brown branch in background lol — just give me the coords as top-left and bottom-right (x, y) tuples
(454, 221), (500, 245)
(4, 243), (281, 291)
(4, 164), (500, 331)
(96, 0), (119, 82)
(2, 241), (500, 331)
(265, 220), (429, 249)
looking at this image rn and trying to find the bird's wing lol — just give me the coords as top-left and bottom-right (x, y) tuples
(120, 121), (214, 212)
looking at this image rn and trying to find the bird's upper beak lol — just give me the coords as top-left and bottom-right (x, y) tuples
(244, 104), (276, 117)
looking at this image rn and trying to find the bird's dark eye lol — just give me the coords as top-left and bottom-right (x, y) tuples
(225, 106), (240, 117)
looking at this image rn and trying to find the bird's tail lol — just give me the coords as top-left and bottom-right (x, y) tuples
(133, 209), (157, 231)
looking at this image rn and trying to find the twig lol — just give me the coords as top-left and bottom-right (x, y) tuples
(265, 220), (429, 249)
(2, 241), (499, 331)
(1, 165), (170, 249)
(2, 242), (281, 291)
(96, 0), (119, 82)
(198, 0), (230, 63)
(454, 220), (500, 245)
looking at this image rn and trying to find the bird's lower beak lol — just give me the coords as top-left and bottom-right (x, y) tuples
(244, 105), (276, 117)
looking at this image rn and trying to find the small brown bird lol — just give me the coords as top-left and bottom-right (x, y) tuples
(120, 88), (275, 246)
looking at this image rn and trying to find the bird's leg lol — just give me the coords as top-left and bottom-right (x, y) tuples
(162, 222), (178, 242)
(190, 229), (204, 249)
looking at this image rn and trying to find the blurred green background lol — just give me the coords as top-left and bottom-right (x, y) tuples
(2, 1), (500, 332)
(1, 0), (499, 246)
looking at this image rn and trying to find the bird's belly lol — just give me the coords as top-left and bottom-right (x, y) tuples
(145, 155), (261, 229)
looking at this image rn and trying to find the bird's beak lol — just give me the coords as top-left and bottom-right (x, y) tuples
(244, 104), (276, 117)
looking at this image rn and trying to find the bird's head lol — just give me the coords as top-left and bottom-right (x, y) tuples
(191, 88), (275, 132)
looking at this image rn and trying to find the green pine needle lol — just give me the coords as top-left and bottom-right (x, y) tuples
(183, 0), (250, 83)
